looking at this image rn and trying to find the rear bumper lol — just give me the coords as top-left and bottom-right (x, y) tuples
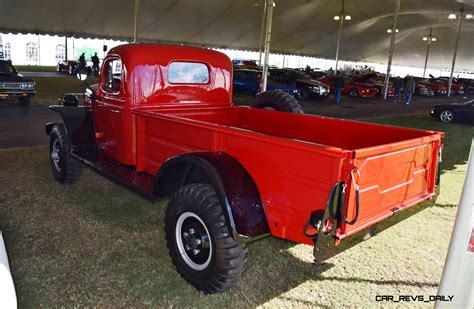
(312, 182), (440, 262)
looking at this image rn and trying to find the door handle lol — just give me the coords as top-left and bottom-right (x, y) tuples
(111, 109), (121, 113)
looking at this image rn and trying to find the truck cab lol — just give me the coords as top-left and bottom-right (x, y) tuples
(88, 44), (233, 165)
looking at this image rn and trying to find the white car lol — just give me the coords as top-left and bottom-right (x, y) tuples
(0, 231), (16, 309)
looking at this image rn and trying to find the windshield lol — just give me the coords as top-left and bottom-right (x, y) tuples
(0, 62), (15, 73)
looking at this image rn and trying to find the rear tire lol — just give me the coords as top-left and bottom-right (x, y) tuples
(253, 90), (304, 114)
(165, 183), (247, 294)
(49, 124), (81, 184)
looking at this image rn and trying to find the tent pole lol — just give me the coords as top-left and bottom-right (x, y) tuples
(334, 0), (345, 72)
(64, 36), (68, 61)
(261, 0), (274, 92)
(448, 6), (463, 97)
(383, 0), (401, 100)
(133, 0), (140, 43)
(258, 1), (268, 66)
(422, 28), (432, 78)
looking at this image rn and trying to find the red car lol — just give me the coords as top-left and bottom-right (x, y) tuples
(56, 60), (92, 75)
(46, 44), (443, 293)
(352, 74), (394, 97)
(416, 79), (448, 96)
(430, 78), (463, 95)
(319, 75), (379, 98)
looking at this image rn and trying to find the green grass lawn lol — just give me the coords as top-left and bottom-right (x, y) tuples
(0, 115), (472, 307)
(15, 65), (58, 73)
(29, 76), (99, 105)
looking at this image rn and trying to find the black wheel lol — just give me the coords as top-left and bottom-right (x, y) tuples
(19, 97), (30, 106)
(49, 124), (81, 184)
(439, 110), (454, 123)
(297, 89), (309, 100)
(165, 183), (247, 294)
(349, 88), (359, 98)
(253, 90), (304, 114)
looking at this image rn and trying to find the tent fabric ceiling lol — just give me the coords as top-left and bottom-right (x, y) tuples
(0, 0), (473, 70)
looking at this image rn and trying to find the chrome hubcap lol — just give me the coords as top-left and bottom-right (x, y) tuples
(175, 212), (212, 271)
(51, 139), (62, 171)
(440, 111), (453, 122)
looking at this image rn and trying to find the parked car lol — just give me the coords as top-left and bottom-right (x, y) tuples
(46, 43), (443, 294)
(269, 68), (330, 100)
(417, 79), (447, 96)
(233, 69), (299, 97)
(352, 74), (394, 97)
(232, 59), (259, 70)
(430, 78), (463, 95)
(430, 100), (474, 124)
(57, 60), (92, 75)
(0, 60), (36, 106)
(319, 75), (379, 98)
(415, 84), (435, 96)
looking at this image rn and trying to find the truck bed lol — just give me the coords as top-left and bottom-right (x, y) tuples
(133, 106), (443, 245)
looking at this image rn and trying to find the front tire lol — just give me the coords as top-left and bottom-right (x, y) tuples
(439, 110), (454, 123)
(49, 124), (81, 184)
(253, 90), (304, 114)
(297, 89), (309, 100)
(349, 88), (359, 98)
(165, 183), (247, 294)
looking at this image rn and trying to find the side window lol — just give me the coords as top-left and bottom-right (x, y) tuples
(103, 59), (122, 93)
(168, 62), (209, 84)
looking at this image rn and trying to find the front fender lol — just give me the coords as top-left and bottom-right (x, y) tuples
(154, 152), (270, 243)
(46, 105), (96, 149)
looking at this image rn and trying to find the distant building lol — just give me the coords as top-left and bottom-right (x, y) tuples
(0, 33), (127, 66)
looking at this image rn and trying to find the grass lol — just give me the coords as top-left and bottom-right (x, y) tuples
(29, 76), (99, 105)
(0, 114), (472, 307)
(15, 65), (58, 73)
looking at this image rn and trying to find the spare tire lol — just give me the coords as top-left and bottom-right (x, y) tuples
(253, 90), (304, 114)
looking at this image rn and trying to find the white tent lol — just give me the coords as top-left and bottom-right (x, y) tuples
(0, 0), (473, 70)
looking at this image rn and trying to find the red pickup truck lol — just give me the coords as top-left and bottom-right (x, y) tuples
(46, 44), (443, 294)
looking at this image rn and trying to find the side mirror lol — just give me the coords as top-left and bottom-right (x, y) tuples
(77, 72), (88, 81)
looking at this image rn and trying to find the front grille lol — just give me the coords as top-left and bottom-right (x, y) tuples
(0, 83), (22, 89)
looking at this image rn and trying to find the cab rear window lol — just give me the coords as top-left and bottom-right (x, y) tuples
(168, 62), (209, 84)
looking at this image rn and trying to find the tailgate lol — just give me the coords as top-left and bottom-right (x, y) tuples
(338, 135), (443, 238)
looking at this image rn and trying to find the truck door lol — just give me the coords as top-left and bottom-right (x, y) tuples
(95, 57), (126, 162)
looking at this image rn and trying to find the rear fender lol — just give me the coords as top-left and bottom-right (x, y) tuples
(154, 152), (270, 243)
(46, 105), (96, 149)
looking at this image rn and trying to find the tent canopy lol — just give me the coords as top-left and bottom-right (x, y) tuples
(1, 0), (473, 70)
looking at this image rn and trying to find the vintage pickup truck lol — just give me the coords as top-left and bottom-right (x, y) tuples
(46, 44), (443, 294)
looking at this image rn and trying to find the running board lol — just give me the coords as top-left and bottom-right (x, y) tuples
(71, 147), (155, 199)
